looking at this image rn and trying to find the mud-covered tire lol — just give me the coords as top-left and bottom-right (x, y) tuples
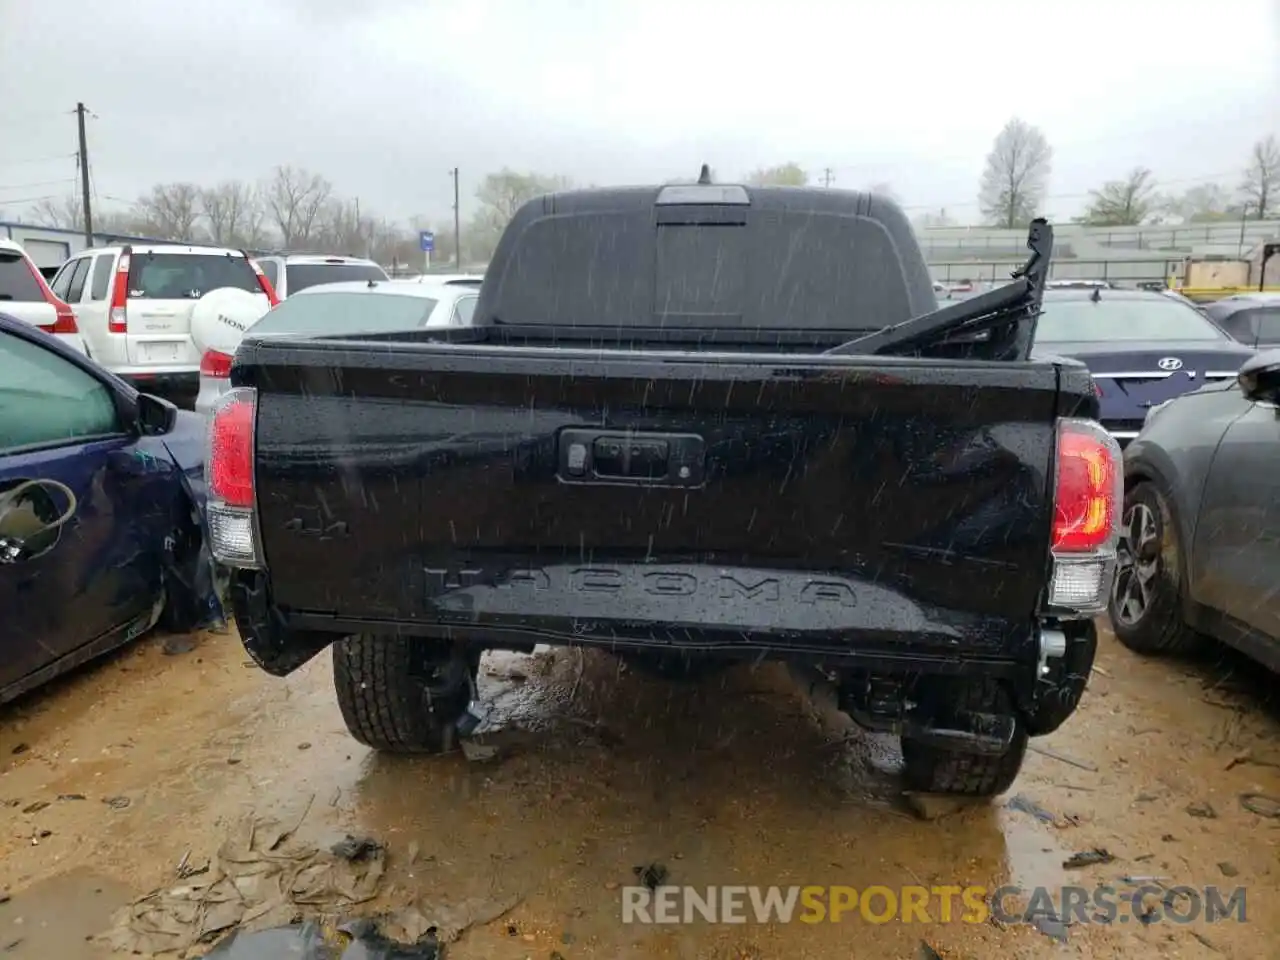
(900, 679), (1028, 797)
(332, 635), (477, 753)
(1108, 482), (1202, 656)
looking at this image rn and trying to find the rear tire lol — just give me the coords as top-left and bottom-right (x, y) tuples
(333, 635), (478, 753)
(1108, 482), (1202, 656)
(901, 678), (1028, 797)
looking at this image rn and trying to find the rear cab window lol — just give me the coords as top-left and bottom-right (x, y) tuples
(284, 262), (388, 294)
(127, 252), (260, 300)
(0, 249), (46, 302)
(248, 292), (436, 337)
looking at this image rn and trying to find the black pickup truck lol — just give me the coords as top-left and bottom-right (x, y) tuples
(207, 181), (1121, 796)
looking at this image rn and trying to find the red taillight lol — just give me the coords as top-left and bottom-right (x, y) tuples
(51, 298), (79, 335)
(1052, 420), (1121, 553)
(247, 258), (279, 306)
(108, 253), (130, 333)
(200, 349), (234, 379)
(1092, 380), (1104, 398)
(209, 390), (256, 508)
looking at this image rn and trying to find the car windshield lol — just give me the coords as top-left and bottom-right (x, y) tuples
(249, 291), (437, 336)
(285, 263), (389, 294)
(1035, 296), (1225, 343)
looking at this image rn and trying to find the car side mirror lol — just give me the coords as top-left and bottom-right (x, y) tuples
(1237, 349), (1280, 403)
(135, 392), (178, 435)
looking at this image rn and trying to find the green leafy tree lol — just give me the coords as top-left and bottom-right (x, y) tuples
(746, 162), (808, 186)
(1083, 167), (1159, 226)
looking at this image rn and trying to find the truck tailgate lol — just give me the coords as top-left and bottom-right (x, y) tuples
(248, 343), (1061, 655)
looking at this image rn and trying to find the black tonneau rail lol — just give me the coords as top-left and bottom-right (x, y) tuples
(827, 219), (1053, 361)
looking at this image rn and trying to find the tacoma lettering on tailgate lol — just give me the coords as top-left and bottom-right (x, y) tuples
(423, 567), (857, 607)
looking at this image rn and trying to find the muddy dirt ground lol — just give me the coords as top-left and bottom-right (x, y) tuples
(1, 625), (1277, 959)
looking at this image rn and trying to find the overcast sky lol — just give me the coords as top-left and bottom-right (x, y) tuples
(2, 0), (1277, 226)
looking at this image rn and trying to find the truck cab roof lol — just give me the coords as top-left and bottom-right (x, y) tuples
(474, 184), (938, 336)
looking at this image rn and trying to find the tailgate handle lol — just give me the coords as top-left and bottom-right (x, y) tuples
(558, 430), (705, 487)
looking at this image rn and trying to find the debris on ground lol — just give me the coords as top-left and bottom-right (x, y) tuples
(1029, 910), (1069, 942)
(918, 940), (945, 959)
(1239, 792), (1280, 818)
(1218, 861), (1239, 878)
(329, 837), (382, 863)
(104, 795), (131, 810)
(1027, 744), (1098, 772)
(1185, 800), (1217, 819)
(633, 863), (669, 890)
(372, 894), (520, 945)
(459, 740), (500, 763)
(1062, 848), (1115, 869)
(99, 806), (385, 956)
(1005, 793), (1055, 823)
(200, 917), (444, 959)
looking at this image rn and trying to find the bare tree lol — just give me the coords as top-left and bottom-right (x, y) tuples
(28, 193), (141, 235)
(29, 195), (86, 230)
(1083, 167), (1159, 226)
(1239, 135), (1280, 220)
(746, 162), (808, 186)
(315, 198), (375, 256)
(261, 165), (333, 247)
(135, 182), (204, 240)
(1164, 183), (1239, 223)
(978, 118), (1053, 229)
(470, 169), (572, 262)
(201, 180), (266, 247)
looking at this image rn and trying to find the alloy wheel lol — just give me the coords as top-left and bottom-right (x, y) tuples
(1111, 501), (1161, 626)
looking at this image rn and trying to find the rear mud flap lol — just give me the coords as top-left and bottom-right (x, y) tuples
(230, 571), (332, 677)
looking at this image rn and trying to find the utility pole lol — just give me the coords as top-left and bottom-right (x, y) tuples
(75, 102), (93, 246)
(821, 168), (834, 188)
(449, 168), (461, 268)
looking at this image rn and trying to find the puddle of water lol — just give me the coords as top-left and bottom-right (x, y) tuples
(0, 869), (134, 960)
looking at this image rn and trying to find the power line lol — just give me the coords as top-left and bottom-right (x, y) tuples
(0, 177), (76, 191)
(0, 194), (60, 207)
(0, 153), (76, 169)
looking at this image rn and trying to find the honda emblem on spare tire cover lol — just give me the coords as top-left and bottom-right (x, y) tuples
(189, 288), (272, 358)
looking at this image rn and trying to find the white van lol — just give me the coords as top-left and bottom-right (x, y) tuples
(48, 243), (276, 397)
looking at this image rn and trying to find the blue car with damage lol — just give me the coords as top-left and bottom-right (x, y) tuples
(0, 312), (223, 704)
(1033, 288), (1257, 447)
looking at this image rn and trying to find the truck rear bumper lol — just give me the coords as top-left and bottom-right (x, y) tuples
(233, 563), (1042, 677)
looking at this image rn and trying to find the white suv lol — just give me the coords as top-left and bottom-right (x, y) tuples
(48, 243), (276, 397)
(251, 254), (388, 299)
(0, 239), (86, 353)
